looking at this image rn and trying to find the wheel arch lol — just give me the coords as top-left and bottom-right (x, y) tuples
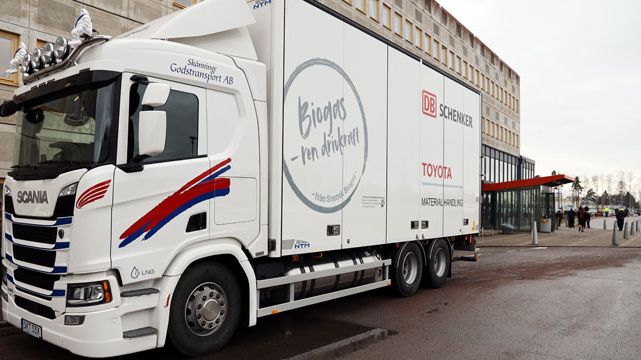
(156, 239), (257, 347)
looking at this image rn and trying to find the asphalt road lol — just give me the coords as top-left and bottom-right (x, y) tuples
(2, 247), (641, 359)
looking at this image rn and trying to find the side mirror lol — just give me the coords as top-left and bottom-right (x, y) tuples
(138, 111), (166, 158)
(0, 100), (17, 117)
(141, 83), (170, 107)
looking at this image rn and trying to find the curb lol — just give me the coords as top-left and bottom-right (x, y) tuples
(285, 328), (388, 360)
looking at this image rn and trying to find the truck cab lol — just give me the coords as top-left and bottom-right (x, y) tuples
(2, 1), (267, 357)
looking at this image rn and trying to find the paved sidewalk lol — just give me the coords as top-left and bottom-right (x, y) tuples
(477, 218), (641, 247)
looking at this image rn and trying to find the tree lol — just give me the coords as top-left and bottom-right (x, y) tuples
(571, 177), (584, 207)
(591, 175), (600, 195)
(584, 188), (597, 203)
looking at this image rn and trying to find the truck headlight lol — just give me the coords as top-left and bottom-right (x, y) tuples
(3, 185), (9, 196)
(67, 281), (112, 307)
(59, 182), (78, 197)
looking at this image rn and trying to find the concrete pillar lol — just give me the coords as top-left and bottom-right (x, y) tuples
(637, 220), (640, 233)
(631, 222), (636, 235)
(532, 221), (538, 245)
(612, 223), (619, 246)
(624, 222), (630, 240)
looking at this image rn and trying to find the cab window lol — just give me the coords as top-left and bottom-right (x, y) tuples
(128, 83), (199, 163)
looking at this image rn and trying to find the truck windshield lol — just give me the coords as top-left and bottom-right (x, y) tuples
(10, 74), (119, 179)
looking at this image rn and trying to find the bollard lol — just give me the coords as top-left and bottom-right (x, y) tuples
(624, 222), (630, 240)
(637, 220), (640, 233)
(603, 219), (607, 230)
(612, 223), (619, 246)
(632, 222), (636, 236)
(532, 221), (538, 245)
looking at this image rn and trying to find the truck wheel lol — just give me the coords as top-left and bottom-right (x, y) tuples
(168, 262), (241, 357)
(424, 239), (450, 288)
(391, 242), (423, 297)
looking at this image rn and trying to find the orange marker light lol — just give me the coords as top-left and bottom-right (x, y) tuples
(271, 309), (279, 315)
(103, 281), (112, 303)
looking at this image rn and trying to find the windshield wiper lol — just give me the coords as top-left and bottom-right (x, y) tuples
(10, 164), (39, 170)
(38, 160), (90, 166)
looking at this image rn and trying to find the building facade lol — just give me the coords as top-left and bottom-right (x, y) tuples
(0, 0), (534, 229)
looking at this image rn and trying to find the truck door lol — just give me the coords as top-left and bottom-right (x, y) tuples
(111, 77), (209, 284)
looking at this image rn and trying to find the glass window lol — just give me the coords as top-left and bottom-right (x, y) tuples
(382, 4), (392, 29)
(173, 0), (198, 8)
(449, 50), (455, 70)
(129, 84), (199, 163)
(368, 0), (380, 21)
(13, 78), (117, 169)
(393, 12), (403, 36)
(414, 27), (422, 49)
(403, 19), (413, 43)
(424, 34), (431, 55)
(0, 30), (19, 86)
(441, 45), (448, 66)
(433, 39), (440, 60)
(354, 0), (366, 13)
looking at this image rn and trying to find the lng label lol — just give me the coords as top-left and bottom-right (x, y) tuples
(283, 58), (368, 213)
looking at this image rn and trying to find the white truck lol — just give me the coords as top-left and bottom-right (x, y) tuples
(0, 0), (480, 357)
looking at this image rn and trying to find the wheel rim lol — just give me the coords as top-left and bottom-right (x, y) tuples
(433, 247), (447, 277)
(184, 282), (228, 337)
(401, 251), (419, 285)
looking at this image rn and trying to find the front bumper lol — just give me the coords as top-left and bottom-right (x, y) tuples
(1, 286), (161, 358)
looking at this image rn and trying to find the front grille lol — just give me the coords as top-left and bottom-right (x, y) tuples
(11, 224), (57, 245)
(4, 194), (15, 214)
(12, 244), (56, 268)
(53, 195), (75, 218)
(13, 268), (60, 291)
(15, 296), (56, 320)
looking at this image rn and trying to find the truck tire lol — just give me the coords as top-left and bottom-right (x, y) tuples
(424, 239), (450, 288)
(168, 262), (241, 357)
(390, 242), (423, 297)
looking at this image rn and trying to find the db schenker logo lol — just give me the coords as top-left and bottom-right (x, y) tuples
(422, 90), (437, 118)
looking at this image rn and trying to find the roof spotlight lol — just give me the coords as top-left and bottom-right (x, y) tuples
(53, 37), (69, 61)
(21, 53), (32, 74)
(31, 48), (43, 70)
(40, 43), (55, 65)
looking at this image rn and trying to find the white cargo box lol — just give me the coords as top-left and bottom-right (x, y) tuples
(249, 0), (480, 256)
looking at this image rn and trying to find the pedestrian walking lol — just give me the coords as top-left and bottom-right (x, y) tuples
(616, 208), (625, 231)
(584, 206), (591, 229)
(567, 208), (575, 228)
(577, 207), (585, 232)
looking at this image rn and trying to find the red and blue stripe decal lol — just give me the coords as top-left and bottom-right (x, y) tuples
(118, 158), (232, 248)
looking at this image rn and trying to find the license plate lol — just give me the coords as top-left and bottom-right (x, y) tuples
(21, 319), (42, 339)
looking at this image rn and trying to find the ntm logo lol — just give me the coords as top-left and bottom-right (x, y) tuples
(422, 90), (437, 118)
(254, 0), (272, 9)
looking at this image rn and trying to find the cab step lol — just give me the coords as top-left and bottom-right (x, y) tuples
(123, 327), (157, 339)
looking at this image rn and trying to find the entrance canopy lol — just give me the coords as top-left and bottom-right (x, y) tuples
(482, 174), (575, 192)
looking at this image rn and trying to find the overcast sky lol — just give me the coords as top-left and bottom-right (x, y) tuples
(437, 0), (641, 184)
